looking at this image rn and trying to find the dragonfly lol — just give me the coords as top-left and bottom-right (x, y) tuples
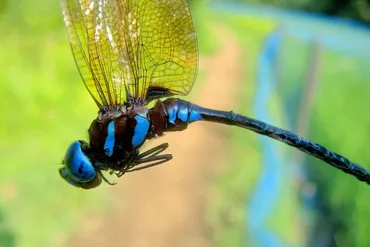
(59, 0), (370, 189)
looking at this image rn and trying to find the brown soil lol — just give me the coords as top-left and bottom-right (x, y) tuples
(67, 26), (243, 247)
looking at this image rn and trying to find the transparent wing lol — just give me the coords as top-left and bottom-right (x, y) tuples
(60, 0), (198, 106)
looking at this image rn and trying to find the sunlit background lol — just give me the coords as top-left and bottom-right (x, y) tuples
(1, 0), (370, 246)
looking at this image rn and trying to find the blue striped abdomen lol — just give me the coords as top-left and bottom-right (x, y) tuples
(148, 98), (203, 135)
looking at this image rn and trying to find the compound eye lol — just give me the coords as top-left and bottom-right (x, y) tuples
(59, 167), (102, 189)
(63, 141), (96, 182)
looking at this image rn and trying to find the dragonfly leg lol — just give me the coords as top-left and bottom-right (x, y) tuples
(92, 151), (138, 185)
(116, 143), (173, 177)
(128, 154), (173, 172)
(114, 150), (140, 176)
(136, 143), (170, 160)
(97, 169), (117, 185)
(117, 150), (140, 169)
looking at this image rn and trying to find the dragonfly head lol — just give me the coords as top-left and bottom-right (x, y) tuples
(59, 140), (102, 189)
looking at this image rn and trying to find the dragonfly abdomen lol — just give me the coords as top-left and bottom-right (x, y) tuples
(181, 104), (370, 185)
(149, 98), (203, 136)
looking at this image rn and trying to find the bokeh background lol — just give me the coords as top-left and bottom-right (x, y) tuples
(1, 0), (370, 246)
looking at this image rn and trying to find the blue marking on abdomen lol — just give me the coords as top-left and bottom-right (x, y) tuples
(168, 107), (177, 124)
(177, 107), (189, 122)
(189, 110), (203, 122)
(132, 115), (150, 147)
(104, 121), (115, 156)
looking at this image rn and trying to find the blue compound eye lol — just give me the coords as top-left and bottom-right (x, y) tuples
(62, 141), (96, 183)
(59, 167), (102, 189)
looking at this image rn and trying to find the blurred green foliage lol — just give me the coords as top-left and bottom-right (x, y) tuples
(307, 51), (370, 246)
(272, 25), (370, 247)
(204, 8), (303, 247)
(0, 211), (15, 247)
(0, 1), (108, 246)
(202, 3), (370, 247)
(189, 0), (370, 23)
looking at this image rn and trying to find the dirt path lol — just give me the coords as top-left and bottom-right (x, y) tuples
(68, 26), (243, 247)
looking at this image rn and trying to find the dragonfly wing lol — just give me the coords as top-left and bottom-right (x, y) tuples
(60, 0), (198, 106)
(135, 0), (199, 101)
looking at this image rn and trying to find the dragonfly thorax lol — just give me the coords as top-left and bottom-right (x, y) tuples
(89, 104), (151, 162)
